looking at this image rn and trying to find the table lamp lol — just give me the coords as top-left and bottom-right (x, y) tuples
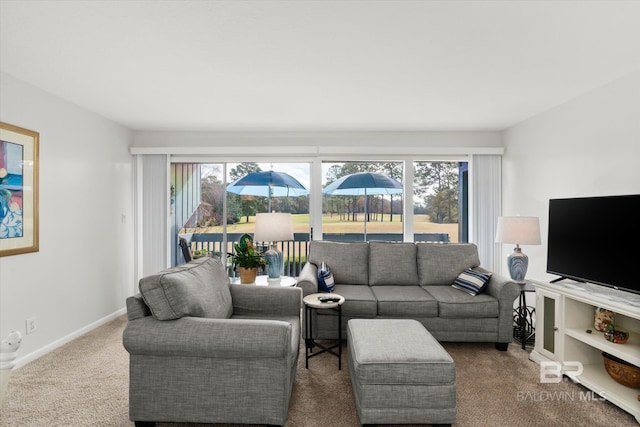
(254, 213), (294, 283)
(495, 216), (541, 282)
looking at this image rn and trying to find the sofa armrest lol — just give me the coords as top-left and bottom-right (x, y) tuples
(230, 285), (302, 317)
(296, 262), (318, 297)
(482, 270), (520, 302)
(480, 269), (520, 343)
(126, 294), (151, 321)
(123, 316), (294, 359)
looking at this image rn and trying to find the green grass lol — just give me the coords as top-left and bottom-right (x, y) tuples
(187, 213), (459, 242)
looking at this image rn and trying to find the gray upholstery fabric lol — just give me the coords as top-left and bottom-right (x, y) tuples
(348, 319), (456, 425)
(369, 242), (419, 285)
(416, 243), (481, 286)
(331, 284), (377, 317)
(424, 285), (499, 318)
(371, 286), (438, 317)
(348, 319), (454, 384)
(139, 257), (232, 320)
(308, 240), (369, 285)
(298, 241), (519, 346)
(124, 263), (302, 426)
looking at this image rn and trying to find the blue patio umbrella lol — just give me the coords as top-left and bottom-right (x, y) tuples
(226, 170), (308, 212)
(323, 172), (403, 240)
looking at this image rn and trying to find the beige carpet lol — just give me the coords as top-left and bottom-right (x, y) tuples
(0, 315), (637, 427)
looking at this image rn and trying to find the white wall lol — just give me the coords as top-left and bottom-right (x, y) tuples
(502, 71), (640, 282)
(0, 73), (135, 367)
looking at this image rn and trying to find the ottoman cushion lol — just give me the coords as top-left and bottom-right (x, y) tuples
(347, 319), (456, 425)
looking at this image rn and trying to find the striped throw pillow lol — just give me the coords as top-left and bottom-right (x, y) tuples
(317, 261), (335, 293)
(452, 268), (492, 296)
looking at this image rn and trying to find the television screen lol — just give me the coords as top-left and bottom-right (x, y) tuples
(546, 194), (640, 295)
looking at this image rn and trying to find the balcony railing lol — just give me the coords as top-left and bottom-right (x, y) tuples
(183, 232), (449, 277)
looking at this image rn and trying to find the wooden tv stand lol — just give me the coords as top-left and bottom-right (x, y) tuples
(529, 280), (640, 424)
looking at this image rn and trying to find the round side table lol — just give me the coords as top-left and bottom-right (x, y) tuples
(303, 293), (345, 370)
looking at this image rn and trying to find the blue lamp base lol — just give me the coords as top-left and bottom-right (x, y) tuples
(264, 244), (283, 282)
(507, 247), (529, 282)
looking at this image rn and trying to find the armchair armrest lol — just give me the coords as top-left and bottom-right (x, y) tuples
(230, 285), (302, 317)
(123, 316), (294, 359)
(296, 262), (318, 297)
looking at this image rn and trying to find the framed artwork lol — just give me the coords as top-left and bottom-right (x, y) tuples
(0, 122), (39, 256)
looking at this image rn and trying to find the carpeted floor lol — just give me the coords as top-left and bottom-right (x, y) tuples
(0, 315), (637, 426)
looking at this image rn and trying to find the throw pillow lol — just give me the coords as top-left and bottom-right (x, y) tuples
(452, 268), (492, 296)
(317, 261), (335, 293)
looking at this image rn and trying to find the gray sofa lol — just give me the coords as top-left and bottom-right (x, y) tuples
(297, 241), (520, 350)
(123, 257), (302, 426)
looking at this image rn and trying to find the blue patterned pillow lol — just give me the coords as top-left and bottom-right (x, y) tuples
(317, 261), (335, 293)
(452, 268), (492, 296)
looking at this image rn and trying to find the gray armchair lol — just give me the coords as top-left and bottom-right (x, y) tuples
(123, 257), (302, 427)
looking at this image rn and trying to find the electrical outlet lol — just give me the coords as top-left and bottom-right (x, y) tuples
(26, 317), (37, 334)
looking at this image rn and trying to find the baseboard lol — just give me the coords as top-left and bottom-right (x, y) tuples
(12, 308), (126, 370)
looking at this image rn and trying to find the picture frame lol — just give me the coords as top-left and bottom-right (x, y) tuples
(0, 122), (39, 256)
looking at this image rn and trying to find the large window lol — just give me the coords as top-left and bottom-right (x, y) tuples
(171, 158), (468, 268)
(172, 162), (310, 274)
(413, 161), (468, 243)
(322, 161), (403, 241)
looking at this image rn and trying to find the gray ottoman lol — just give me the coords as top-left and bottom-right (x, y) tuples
(347, 319), (456, 426)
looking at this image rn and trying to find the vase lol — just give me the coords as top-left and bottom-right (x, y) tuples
(238, 267), (258, 284)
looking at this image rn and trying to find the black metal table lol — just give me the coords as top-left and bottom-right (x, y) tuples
(303, 293), (345, 370)
(513, 281), (536, 349)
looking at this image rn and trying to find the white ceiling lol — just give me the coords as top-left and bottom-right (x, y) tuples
(1, 1), (639, 132)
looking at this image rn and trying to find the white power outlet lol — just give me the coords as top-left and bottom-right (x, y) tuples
(26, 317), (37, 334)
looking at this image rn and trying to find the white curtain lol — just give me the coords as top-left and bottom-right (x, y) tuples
(470, 154), (502, 272)
(138, 154), (169, 277)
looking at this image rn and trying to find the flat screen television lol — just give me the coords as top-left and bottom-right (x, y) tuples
(546, 194), (640, 295)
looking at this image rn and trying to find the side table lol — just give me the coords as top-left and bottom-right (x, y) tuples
(303, 293), (345, 370)
(513, 281), (536, 349)
(230, 275), (297, 287)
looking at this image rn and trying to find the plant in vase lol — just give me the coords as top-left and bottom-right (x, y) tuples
(228, 233), (267, 284)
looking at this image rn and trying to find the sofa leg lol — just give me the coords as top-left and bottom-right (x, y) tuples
(134, 422), (156, 427)
(495, 342), (508, 351)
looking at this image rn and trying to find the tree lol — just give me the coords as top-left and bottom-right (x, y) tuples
(415, 162), (459, 224)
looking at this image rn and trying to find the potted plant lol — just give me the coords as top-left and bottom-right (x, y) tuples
(229, 234), (267, 284)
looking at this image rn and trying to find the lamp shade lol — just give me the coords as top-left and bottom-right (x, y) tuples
(254, 213), (294, 242)
(495, 216), (541, 245)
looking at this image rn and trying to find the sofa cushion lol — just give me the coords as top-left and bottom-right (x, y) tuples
(332, 284), (378, 317)
(139, 257), (233, 321)
(452, 268), (492, 296)
(308, 241), (369, 285)
(371, 286), (438, 317)
(423, 286), (499, 318)
(416, 243), (481, 286)
(368, 242), (418, 286)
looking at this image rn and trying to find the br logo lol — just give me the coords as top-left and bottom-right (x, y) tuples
(540, 361), (584, 383)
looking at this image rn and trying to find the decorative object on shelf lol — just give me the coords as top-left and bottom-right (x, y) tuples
(594, 307), (615, 332)
(604, 329), (629, 344)
(254, 213), (294, 283)
(0, 122), (39, 257)
(495, 216), (540, 282)
(228, 233), (266, 284)
(602, 352), (640, 388)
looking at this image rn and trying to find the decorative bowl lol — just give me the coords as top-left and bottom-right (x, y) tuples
(603, 329), (629, 344)
(602, 352), (640, 388)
